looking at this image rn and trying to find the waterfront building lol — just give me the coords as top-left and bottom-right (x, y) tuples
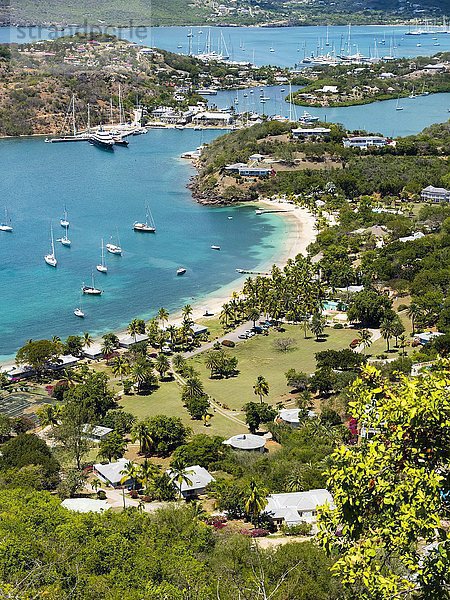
(420, 185), (450, 203)
(192, 111), (233, 127)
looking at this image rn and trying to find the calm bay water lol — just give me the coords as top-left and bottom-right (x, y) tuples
(0, 130), (287, 358)
(212, 86), (450, 137)
(2, 25), (450, 67)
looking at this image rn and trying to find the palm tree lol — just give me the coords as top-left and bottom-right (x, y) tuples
(101, 336), (116, 357)
(130, 361), (154, 393)
(219, 303), (234, 329)
(138, 459), (160, 493)
(166, 324), (178, 348)
(128, 318), (141, 343)
(83, 332), (93, 348)
(182, 377), (205, 401)
(244, 479), (268, 526)
(172, 353), (186, 374)
(131, 421), (153, 455)
(253, 375), (269, 404)
(286, 471), (305, 492)
(182, 304), (193, 325)
(111, 355), (130, 381)
(154, 353), (170, 379)
(90, 478), (102, 493)
(120, 460), (141, 491)
(310, 312), (325, 341)
(247, 307), (260, 328)
(357, 329), (372, 355)
(37, 404), (61, 428)
(157, 307), (170, 329)
(380, 319), (394, 352)
(205, 351), (221, 379)
(407, 303), (421, 337)
(169, 459), (192, 500)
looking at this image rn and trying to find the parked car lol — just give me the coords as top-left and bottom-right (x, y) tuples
(349, 339), (360, 349)
(238, 333), (248, 340)
(161, 345), (172, 354)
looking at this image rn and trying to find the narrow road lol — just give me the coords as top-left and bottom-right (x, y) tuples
(184, 320), (254, 358)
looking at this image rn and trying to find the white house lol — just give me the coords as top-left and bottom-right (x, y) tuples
(398, 231), (425, 243)
(421, 185), (450, 203)
(416, 331), (444, 345)
(223, 433), (266, 452)
(265, 489), (334, 528)
(292, 127), (331, 139)
(166, 464), (215, 499)
(83, 342), (103, 360)
(93, 458), (133, 488)
(82, 425), (113, 443)
(343, 136), (389, 149)
(277, 408), (316, 428)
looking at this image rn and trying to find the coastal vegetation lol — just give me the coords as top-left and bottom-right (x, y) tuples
(291, 53), (450, 108)
(3, 0), (446, 27)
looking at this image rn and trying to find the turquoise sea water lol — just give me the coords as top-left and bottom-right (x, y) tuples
(2, 25), (450, 67)
(0, 130), (287, 358)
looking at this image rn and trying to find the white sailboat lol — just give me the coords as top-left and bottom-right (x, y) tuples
(96, 239), (108, 273)
(60, 207), (69, 228)
(133, 204), (156, 233)
(82, 271), (102, 295)
(106, 230), (122, 255)
(0, 207), (13, 232)
(395, 96), (404, 111)
(57, 223), (71, 246)
(44, 224), (57, 267)
(74, 292), (85, 318)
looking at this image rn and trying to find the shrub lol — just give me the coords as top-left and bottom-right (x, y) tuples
(97, 490), (107, 500)
(333, 323), (344, 329)
(397, 304), (409, 312)
(281, 522), (312, 536)
(249, 528), (270, 538)
(123, 379), (133, 394)
(222, 339), (235, 348)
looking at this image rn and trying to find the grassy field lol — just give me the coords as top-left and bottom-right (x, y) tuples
(189, 325), (357, 412)
(119, 379), (246, 439)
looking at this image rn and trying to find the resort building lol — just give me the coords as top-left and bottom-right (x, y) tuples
(83, 342), (103, 360)
(166, 465), (215, 499)
(398, 231), (425, 243)
(118, 333), (149, 348)
(420, 185), (450, 203)
(93, 458), (133, 488)
(265, 489), (334, 528)
(343, 136), (389, 149)
(47, 354), (80, 371)
(223, 433), (266, 452)
(292, 127), (331, 139)
(224, 163), (272, 177)
(277, 408), (316, 428)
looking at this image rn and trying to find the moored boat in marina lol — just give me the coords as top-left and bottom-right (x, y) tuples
(0, 207), (13, 232)
(89, 127), (115, 150)
(82, 272), (102, 295)
(177, 267), (187, 276)
(97, 239), (108, 273)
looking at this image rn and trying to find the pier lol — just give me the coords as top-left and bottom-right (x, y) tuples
(236, 268), (270, 275)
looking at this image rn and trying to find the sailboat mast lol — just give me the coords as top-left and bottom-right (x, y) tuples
(72, 95), (76, 136)
(87, 103), (91, 133)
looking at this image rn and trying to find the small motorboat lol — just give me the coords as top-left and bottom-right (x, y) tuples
(211, 245), (221, 250)
(228, 216), (233, 220)
(177, 268), (187, 276)
(74, 307), (85, 318)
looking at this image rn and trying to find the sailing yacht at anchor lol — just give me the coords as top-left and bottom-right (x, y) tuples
(44, 224), (57, 267)
(133, 204), (156, 232)
(96, 239), (108, 273)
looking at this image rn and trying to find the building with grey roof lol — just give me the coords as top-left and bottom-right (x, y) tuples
(265, 489), (334, 528)
(166, 464), (215, 499)
(223, 433), (266, 452)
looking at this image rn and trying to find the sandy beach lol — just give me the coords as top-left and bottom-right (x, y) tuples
(168, 199), (317, 326)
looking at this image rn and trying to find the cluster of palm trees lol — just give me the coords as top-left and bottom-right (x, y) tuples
(119, 458), (193, 500)
(219, 256), (326, 332)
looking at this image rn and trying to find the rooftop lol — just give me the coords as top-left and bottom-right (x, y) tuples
(166, 464), (215, 492)
(61, 498), (109, 513)
(94, 458), (130, 485)
(266, 489), (334, 524)
(223, 433), (266, 450)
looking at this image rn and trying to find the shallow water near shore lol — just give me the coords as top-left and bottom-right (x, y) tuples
(0, 129), (288, 358)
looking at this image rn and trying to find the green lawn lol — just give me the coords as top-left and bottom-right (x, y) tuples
(368, 308), (414, 358)
(119, 379), (245, 439)
(188, 326), (358, 411)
